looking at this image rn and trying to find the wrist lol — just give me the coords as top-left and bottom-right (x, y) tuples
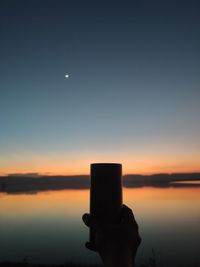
(104, 257), (134, 267)
(102, 248), (135, 267)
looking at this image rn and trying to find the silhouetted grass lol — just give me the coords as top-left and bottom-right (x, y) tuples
(0, 263), (100, 267)
(0, 262), (199, 267)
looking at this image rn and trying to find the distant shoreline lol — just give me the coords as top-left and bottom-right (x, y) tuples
(0, 173), (200, 194)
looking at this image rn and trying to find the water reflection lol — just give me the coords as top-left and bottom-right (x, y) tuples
(124, 187), (200, 266)
(0, 187), (199, 266)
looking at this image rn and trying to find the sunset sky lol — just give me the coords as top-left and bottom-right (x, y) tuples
(0, 0), (200, 175)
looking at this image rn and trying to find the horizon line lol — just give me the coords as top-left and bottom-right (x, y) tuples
(1, 171), (200, 177)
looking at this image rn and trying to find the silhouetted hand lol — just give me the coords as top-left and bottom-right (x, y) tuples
(82, 205), (141, 267)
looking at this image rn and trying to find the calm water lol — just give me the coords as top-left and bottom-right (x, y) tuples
(0, 187), (200, 266)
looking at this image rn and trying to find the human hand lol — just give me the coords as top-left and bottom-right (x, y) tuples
(82, 205), (141, 267)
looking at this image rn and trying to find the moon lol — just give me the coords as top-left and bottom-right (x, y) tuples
(65, 74), (70, 79)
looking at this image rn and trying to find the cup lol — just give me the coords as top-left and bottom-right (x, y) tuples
(89, 163), (123, 247)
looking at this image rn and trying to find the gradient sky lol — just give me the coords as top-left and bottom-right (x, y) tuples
(0, 0), (200, 175)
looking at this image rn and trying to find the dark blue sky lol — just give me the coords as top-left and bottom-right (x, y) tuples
(0, 0), (200, 174)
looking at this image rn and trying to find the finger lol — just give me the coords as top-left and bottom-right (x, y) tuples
(85, 242), (97, 251)
(121, 204), (135, 221)
(138, 235), (142, 245)
(121, 205), (138, 228)
(82, 214), (101, 230)
(82, 213), (90, 227)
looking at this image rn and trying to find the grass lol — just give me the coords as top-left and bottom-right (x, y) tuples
(0, 263), (100, 267)
(0, 262), (199, 267)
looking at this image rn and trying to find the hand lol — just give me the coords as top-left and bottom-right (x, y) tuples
(82, 205), (141, 267)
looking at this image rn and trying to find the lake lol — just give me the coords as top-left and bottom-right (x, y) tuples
(0, 186), (199, 266)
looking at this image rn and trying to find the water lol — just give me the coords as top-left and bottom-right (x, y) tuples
(0, 186), (199, 266)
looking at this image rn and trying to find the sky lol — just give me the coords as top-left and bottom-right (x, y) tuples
(0, 0), (200, 175)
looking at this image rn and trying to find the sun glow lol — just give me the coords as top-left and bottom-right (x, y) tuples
(0, 156), (200, 176)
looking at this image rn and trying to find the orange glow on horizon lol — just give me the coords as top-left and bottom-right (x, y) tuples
(1, 165), (200, 176)
(0, 152), (200, 176)
(0, 164), (200, 176)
